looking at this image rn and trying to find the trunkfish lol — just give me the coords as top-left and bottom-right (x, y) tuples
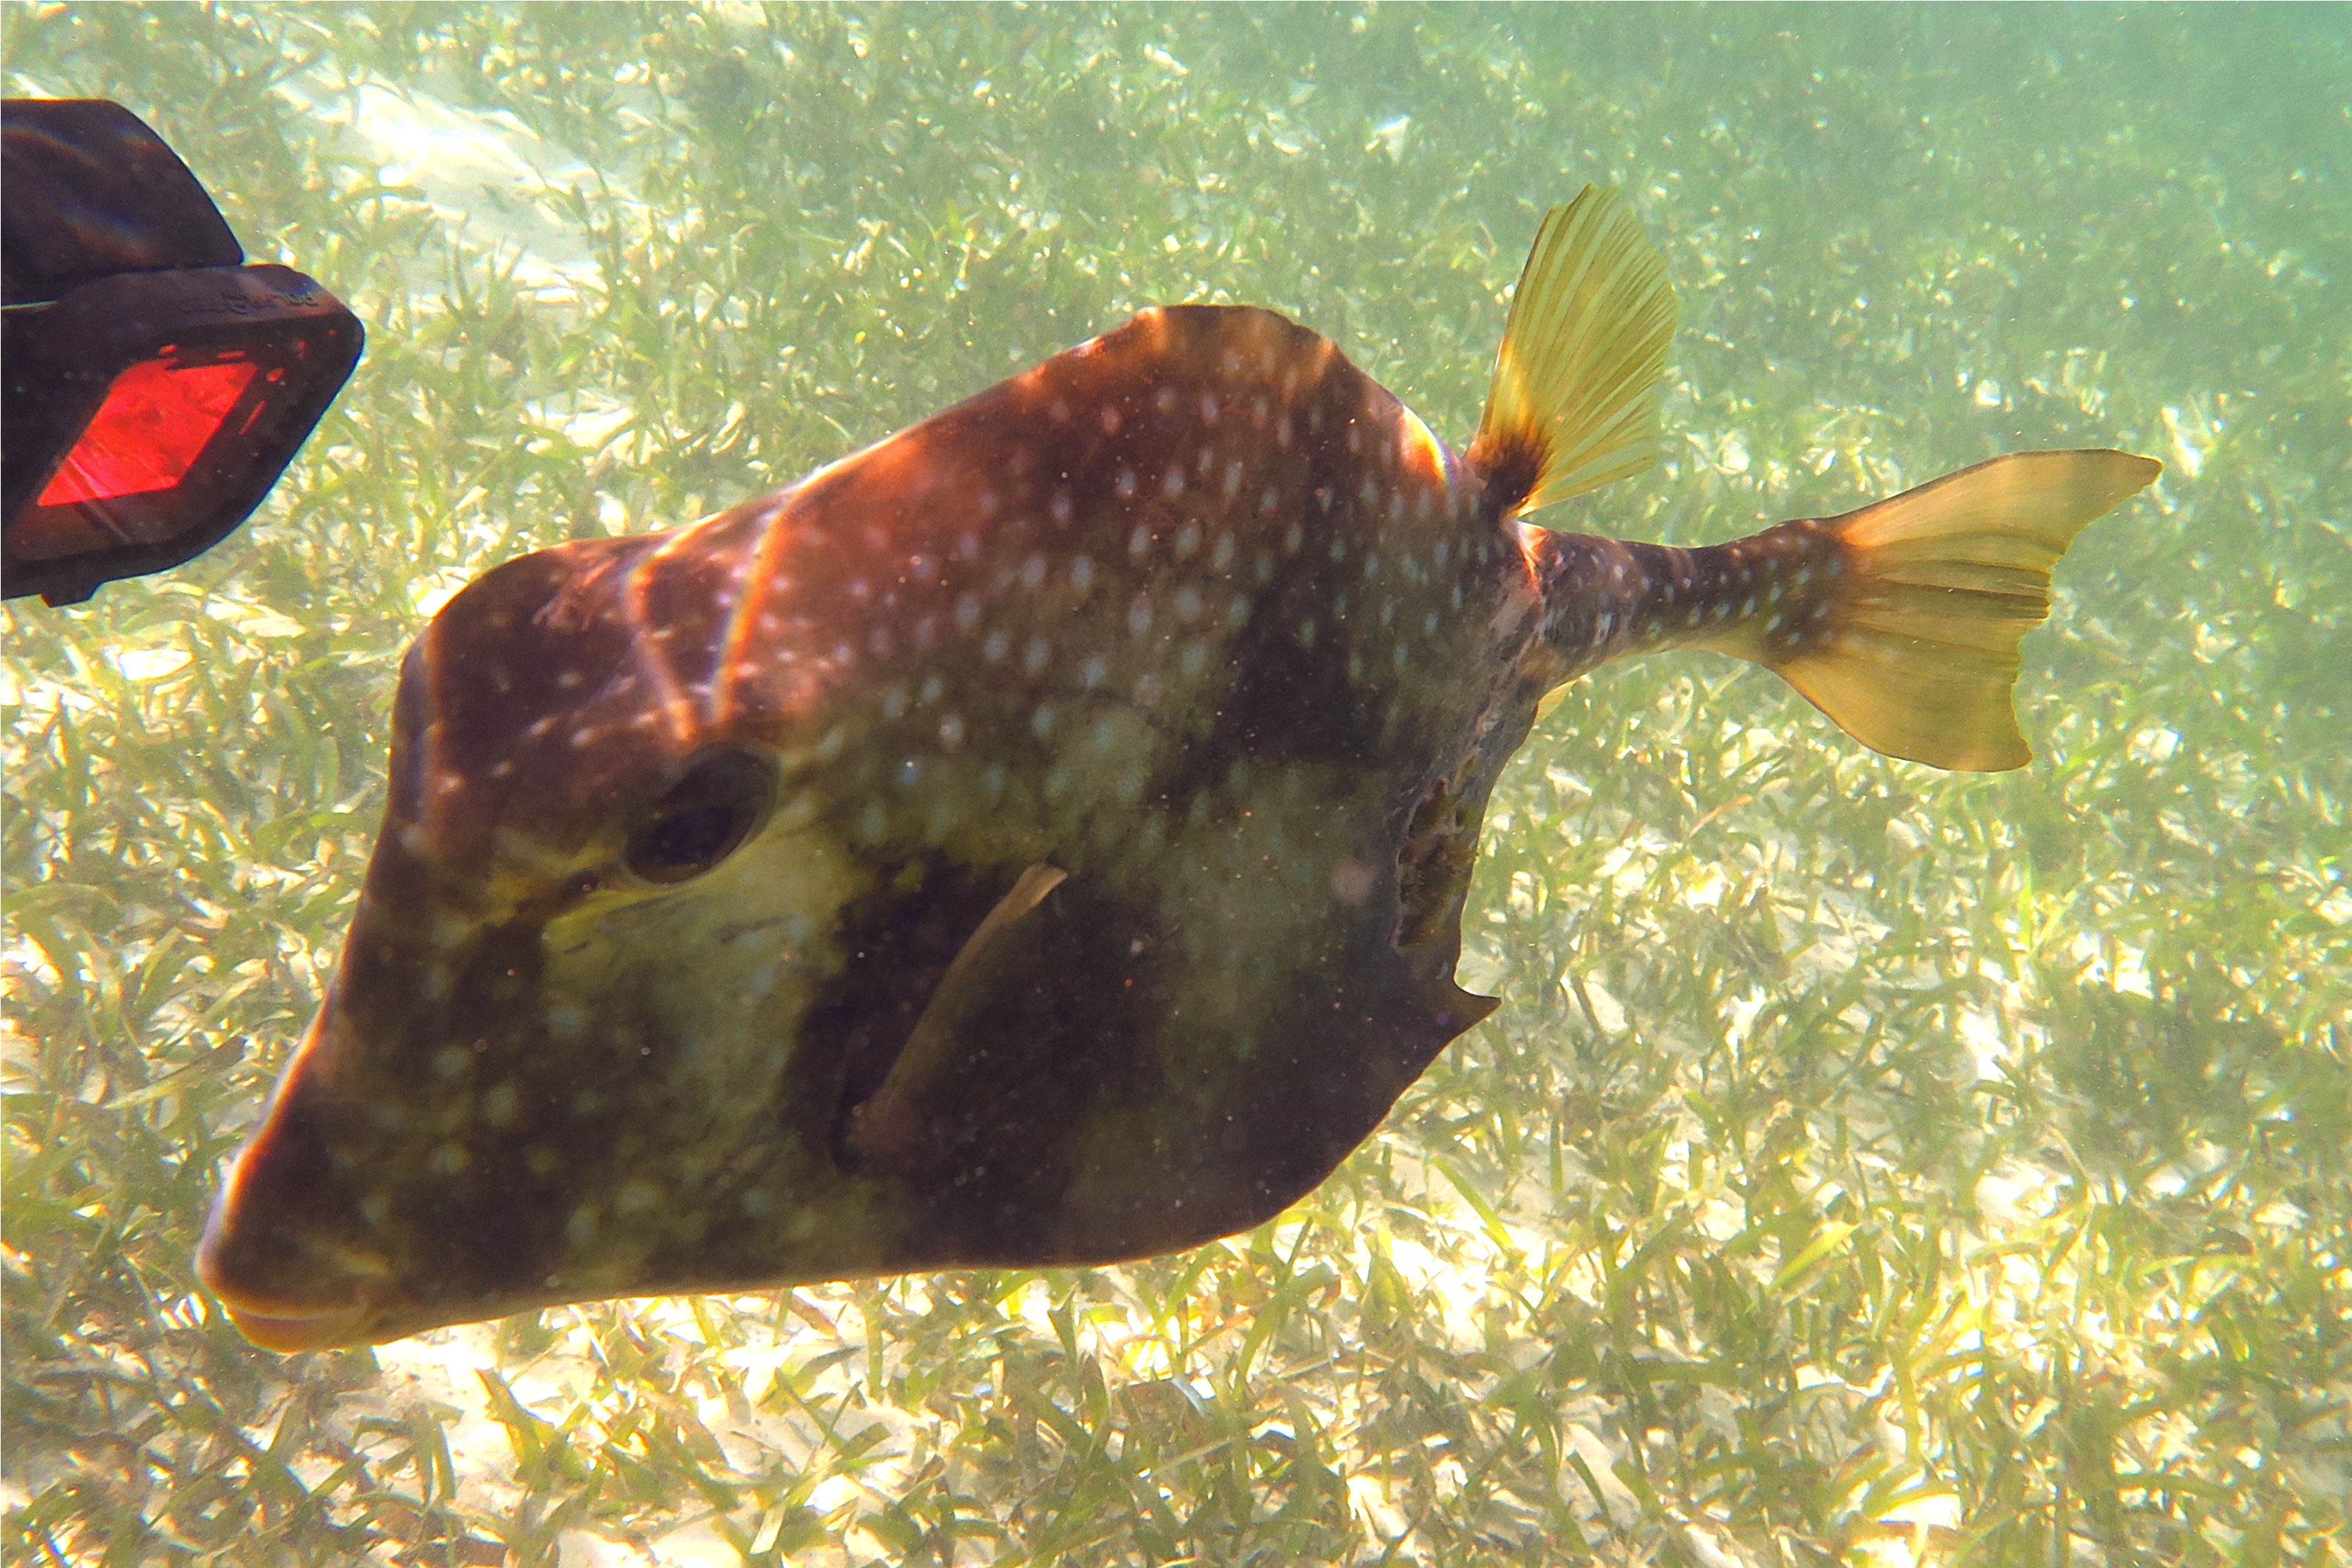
(198, 187), (2159, 1350)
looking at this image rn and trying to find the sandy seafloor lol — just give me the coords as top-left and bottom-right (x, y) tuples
(3, 7), (2346, 1566)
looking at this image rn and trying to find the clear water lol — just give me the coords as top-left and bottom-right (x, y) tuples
(4, 7), (2345, 1564)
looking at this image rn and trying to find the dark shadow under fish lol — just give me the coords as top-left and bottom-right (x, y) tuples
(197, 188), (2158, 1350)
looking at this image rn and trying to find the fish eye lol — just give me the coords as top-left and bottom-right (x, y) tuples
(624, 747), (777, 884)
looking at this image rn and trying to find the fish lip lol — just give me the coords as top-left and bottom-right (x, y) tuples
(218, 1299), (376, 1354)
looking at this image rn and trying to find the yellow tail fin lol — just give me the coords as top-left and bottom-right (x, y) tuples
(1467, 186), (1679, 518)
(1766, 450), (2160, 771)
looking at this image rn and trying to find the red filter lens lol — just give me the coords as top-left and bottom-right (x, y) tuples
(36, 354), (258, 506)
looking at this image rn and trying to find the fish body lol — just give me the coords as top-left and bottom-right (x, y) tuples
(198, 191), (2157, 1350)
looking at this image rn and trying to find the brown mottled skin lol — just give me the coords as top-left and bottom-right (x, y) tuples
(198, 304), (1860, 1348)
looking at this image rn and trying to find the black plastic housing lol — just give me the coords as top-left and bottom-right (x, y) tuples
(2, 98), (363, 606)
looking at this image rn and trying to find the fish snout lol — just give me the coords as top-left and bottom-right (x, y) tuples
(196, 1183), (390, 1351)
(196, 1021), (391, 1352)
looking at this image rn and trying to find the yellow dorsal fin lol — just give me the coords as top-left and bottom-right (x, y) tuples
(1765, 450), (2161, 771)
(1467, 186), (1679, 519)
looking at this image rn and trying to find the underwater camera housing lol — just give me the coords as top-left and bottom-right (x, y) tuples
(2, 98), (362, 607)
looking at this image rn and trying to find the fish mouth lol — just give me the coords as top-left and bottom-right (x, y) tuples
(194, 1221), (385, 1351)
(195, 1152), (389, 1353)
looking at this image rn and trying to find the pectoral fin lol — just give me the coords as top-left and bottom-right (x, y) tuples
(843, 862), (1066, 1174)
